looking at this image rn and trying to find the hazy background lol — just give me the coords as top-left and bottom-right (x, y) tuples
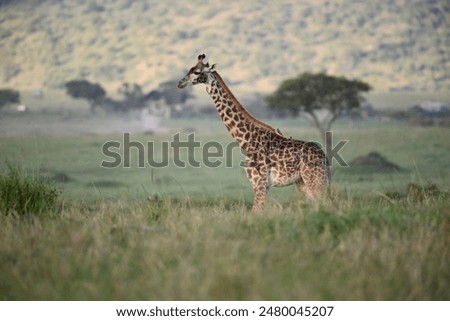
(1, 0), (449, 94)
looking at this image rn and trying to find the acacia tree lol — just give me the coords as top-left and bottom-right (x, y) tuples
(159, 80), (193, 106)
(0, 89), (20, 113)
(143, 80), (193, 118)
(266, 72), (371, 165)
(65, 80), (106, 113)
(118, 82), (146, 109)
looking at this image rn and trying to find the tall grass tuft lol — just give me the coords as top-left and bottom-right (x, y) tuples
(0, 164), (61, 217)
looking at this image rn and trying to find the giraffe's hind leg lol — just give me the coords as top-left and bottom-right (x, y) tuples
(298, 161), (329, 199)
(295, 181), (315, 199)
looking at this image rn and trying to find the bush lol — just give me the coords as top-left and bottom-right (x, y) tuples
(0, 88), (20, 110)
(65, 80), (106, 112)
(0, 164), (61, 217)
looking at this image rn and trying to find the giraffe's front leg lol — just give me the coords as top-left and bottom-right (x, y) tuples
(245, 165), (269, 212)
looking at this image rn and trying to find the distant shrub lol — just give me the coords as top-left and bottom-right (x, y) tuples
(0, 88), (20, 111)
(405, 183), (444, 202)
(0, 164), (61, 217)
(118, 82), (147, 110)
(384, 183), (446, 204)
(65, 80), (106, 113)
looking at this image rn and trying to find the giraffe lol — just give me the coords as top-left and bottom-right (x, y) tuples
(178, 54), (329, 211)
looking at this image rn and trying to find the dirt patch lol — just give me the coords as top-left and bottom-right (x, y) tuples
(350, 151), (402, 171)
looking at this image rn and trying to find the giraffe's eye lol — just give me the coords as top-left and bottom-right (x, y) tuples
(193, 70), (201, 75)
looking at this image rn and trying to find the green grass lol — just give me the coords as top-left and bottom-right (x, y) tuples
(0, 119), (449, 300)
(0, 190), (448, 300)
(1, 120), (448, 202)
(0, 164), (61, 218)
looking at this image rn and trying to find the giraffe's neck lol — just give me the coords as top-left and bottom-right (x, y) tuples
(206, 71), (279, 148)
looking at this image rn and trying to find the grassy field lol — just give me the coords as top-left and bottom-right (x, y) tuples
(0, 115), (449, 300)
(1, 117), (448, 201)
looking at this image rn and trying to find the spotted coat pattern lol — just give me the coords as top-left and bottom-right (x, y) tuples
(178, 55), (329, 211)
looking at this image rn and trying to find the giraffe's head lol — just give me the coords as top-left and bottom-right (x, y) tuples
(177, 54), (216, 89)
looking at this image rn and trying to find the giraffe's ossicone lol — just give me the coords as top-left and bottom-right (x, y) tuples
(178, 54), (330, 211)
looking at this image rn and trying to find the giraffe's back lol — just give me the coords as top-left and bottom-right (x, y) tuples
(268, 138), (329, 194)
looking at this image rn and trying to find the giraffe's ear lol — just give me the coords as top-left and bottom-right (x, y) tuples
(209, 63), (217, 71)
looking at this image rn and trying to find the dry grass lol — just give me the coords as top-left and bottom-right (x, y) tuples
(0, 190), (448, 300)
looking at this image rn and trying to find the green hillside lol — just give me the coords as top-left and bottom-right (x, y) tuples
(0, 0), (449, 94)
